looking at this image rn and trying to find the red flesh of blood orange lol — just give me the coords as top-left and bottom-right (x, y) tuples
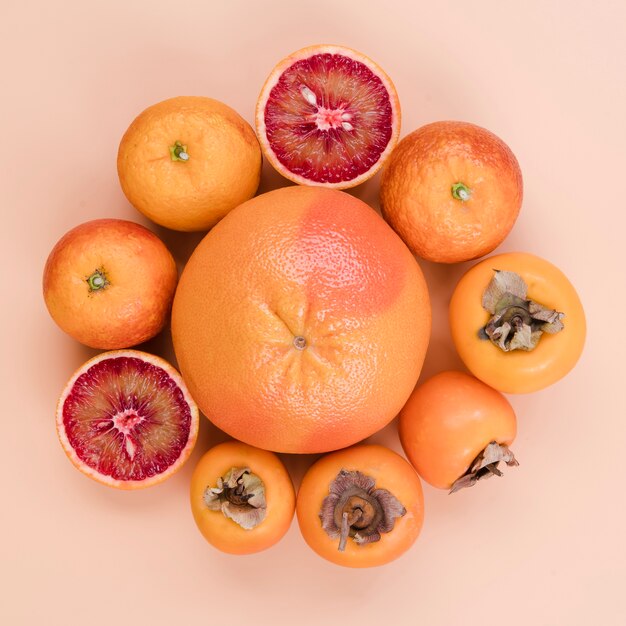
(56, 350), (199, 489)
(256, 45), (401, 189)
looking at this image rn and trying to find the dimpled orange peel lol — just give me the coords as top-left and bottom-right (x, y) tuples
(171, 186), (431, 453)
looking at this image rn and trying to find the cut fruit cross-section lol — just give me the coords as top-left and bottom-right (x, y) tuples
(56, 350), (199, 489)
(256, 45), (401, 189)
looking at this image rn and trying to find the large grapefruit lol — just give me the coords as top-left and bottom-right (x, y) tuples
(171, 187), (430, 454)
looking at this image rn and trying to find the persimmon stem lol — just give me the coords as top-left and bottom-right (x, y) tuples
(338, 511), (350, 552)
(449, 442), (518, 494)
(481, 270), (565, 352)
(203, 467), (266, 530)
(320, 469), (406, 552)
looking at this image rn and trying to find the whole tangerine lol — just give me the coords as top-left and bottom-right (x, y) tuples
(117, 96), (262, 232)
(380, 121), (523, 263)
(43, 219), (177, 349)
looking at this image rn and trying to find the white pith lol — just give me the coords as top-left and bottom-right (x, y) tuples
(56, 349), (199, 490)
(255, 44), (401, 189)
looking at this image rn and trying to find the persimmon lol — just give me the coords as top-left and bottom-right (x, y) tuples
(189, 441), (295, 555)
(449, 252), (586, 393)
(296, 445), (424, 567)
(399, 371), (518, 492)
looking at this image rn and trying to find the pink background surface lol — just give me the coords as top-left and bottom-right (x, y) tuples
(2, 1), (625, 624)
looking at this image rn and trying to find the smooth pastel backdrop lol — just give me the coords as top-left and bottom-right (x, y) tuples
(1, 1), (624, 624)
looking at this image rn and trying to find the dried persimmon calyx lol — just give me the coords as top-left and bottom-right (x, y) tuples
(449, 441), (519, 494)
(319, 469), (406, 552)
(480, 270), (564, 352)
(204, 467), (266, 530)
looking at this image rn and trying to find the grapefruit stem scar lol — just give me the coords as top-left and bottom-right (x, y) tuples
(451, 182), (472, 201)
(169, 141), (189, 162)
(293, 335), (307, 350)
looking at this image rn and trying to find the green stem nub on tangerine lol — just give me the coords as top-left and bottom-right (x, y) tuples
(87, 268), (109, 292)
(169, 141), (189, 162)
(451, 182), (472, 202)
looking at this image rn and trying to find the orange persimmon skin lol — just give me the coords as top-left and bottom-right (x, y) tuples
(190, 441), (295, 555)
(450, 252), (586, 394)
(399, 371), (517, 489)
(296, 444), (424, 568)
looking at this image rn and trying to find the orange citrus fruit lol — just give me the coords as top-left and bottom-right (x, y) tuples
(380, 121), (523, 263)
(117, 96), (262, 232)
(256, 45), (401, 189)
(56, 350), (199, 489)
(171, 186), (431, 454)
(43, 218), (178, 349)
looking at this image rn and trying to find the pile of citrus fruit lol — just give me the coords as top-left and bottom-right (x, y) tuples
(43, 45), (585, 568)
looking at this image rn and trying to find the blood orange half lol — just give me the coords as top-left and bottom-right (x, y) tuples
(256, 45), (401, 189)
(56, 350), (199, 489)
